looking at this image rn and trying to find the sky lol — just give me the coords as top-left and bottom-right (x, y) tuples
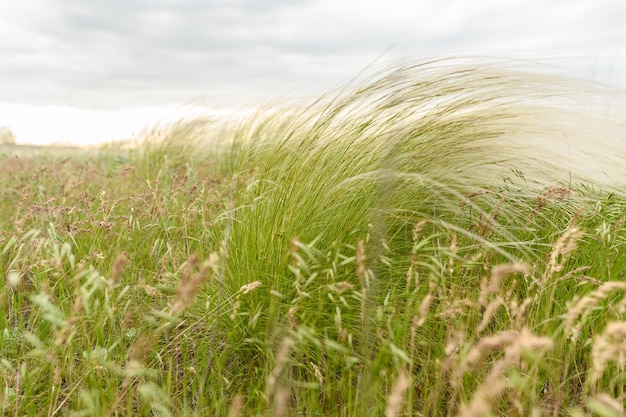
(0, 0), (625, 146)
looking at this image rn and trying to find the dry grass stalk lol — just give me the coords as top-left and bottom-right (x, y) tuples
(273, 388), (289, 417)
(457, 380), (506, 417)
(612, 217), (625, 240)
(448, 234), (458, 271)
(568, 206), (585, 229)
(488, 329), (552, 380)
(456, 190), (491, 216)
(109, 252), (129, 292)
(555, 265), (594, 285)
(416, 293), (433, 327)
(385, 370), (412, 417)
(476, 297), (504, 334)
(240, 281), (262, 294)
(454, 330), (519, 382)
(328, 281), (355, 292)
(287, 306), (298, 330)
(289, 237), (299, 267)
(412, 220), (428, 243)
(409, 315), (419, 361)
(509, 297), (532, 330)
(227, 395), (244, 417)
(589, 321), (626, 386)
(479, 263), (528, 306)
(144, 284), (159, 297)
(546, 227), (584, 277)
(437, 297), (476, 320)
(564, 281), (626, 341)
(406, 264), (415, 291)
(526, 187), (575, 226)
(334, 309), (349, 342)
(458, 329), (553, 417)
(455, 328), (553, 381)
(170, 253), (219, 315)
(408, 221), (428, 290)
(474, 197), (506, 236)
(357, 240), (366, 287)
(444, 326), (467, 358)
(589, 393), (624, 415)
(49, 289), (84, 361)
(266, 337), (293, 398)
(181, 252), (200, 285)
(121, 334), (153, 390)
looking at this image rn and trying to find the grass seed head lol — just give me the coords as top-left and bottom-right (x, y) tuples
(547, 227), (585, 276)
(385, 370), (412, 417)
(109, 252), (129, 291)
(240, 281), (262, 294)
(266, 337), (293, 398)
(479, 263), (528, 306)
(590, 321), (626, 385)
(170, 253), (219, 314)
(564, 281), (626, 340)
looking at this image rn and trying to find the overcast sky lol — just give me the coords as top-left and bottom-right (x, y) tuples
(1, 0), (625, 145)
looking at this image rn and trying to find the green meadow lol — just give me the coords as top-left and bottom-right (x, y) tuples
(1, 59), (626, 416)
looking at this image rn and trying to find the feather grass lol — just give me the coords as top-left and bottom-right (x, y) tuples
(221, 57), (626, 287)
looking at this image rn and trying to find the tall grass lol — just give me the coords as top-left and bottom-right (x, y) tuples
(226, 57), (626, 285)
(1, 57), (626, 416)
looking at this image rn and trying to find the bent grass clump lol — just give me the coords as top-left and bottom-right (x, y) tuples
(1, 58), (626, 415)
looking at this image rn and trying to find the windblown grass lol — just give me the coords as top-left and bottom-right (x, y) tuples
(1, 57), (626, 416)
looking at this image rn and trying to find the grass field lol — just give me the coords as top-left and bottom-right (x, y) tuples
(1, 59), (626, 416)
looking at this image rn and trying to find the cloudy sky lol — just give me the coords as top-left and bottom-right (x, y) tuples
(1, 0), (625, 145)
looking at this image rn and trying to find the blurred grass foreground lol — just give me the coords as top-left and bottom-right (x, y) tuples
(1, 57), (626, 416)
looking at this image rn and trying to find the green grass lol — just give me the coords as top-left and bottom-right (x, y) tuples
(1, 58), (626, 416)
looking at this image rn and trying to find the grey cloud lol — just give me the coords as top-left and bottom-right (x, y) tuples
(1, 0), (625, 109)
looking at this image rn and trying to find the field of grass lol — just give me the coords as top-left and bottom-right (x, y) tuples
(1, 58), (626, 416)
